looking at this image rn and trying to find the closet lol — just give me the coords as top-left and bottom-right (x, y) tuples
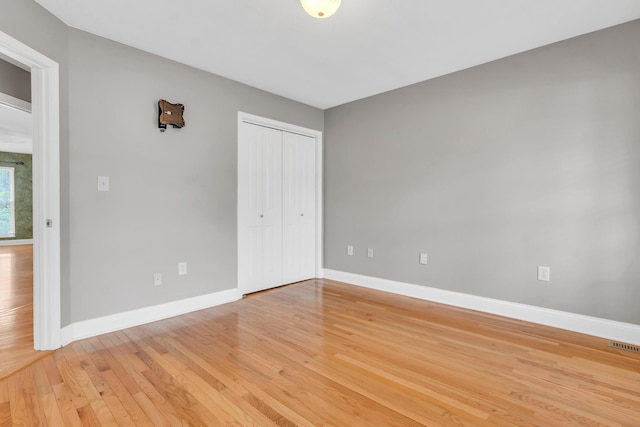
(238, 119), (317, 294)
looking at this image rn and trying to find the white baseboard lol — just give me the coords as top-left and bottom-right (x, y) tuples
(0, 239), (34, 246)
(323, 269), (640, 346)
(61, 288), (242, 346)
(60, 324), (73, 346)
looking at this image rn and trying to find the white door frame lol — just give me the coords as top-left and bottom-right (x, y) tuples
(237, 112), (323, 294)
(0, 31), (61, 350)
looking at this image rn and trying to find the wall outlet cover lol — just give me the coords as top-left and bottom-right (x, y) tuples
(537, 266), (550, 282)
(178, 262), (188, 275)
(419, 253), (428, 265)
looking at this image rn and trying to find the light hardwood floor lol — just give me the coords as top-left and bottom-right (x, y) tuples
(0, 244), (52, 381)
(1, 279), (639, 425)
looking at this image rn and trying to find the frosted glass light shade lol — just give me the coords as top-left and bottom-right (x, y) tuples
(300, 0), (342, 19)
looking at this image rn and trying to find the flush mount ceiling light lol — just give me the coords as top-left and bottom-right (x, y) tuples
(300, 0), (342, 19)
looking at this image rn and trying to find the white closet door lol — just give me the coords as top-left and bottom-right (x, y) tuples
(238, 123), (282, 293)
(261, 128), (283, 289)
(282, 132), (316, 283)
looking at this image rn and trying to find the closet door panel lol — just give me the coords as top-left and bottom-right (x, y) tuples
(282, 138), (301, 283)
(298, 133), (316, 280)
(282, 132), (316, 283)
(245, 227), (262, 292)
(238, 123), (282, 293)
(261, 129), (283, 288)
(238, 123), (261, 292)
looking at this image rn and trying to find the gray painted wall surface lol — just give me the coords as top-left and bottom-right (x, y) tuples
(0, 58), (30, 102)
(0, 0), (71, 326)
(68, 29), (323, 322)
(2, 1), (322, 325)
(3, 0), (638, 329)
(324, 21), (640, 324)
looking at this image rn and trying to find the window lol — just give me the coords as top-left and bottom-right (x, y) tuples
(0, 167), (15, 238)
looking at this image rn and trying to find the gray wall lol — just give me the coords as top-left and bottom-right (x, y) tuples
(0, 0), (71, 326)
(67, 29), (323, 322)
(324, 20), (640, 325)
(0, 58), (30, 102)
(3, 0), (638, 329)
(1, 1), (322, 326)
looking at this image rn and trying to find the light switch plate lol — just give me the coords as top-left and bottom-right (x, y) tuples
(347, 245), (353, 256)
(97, 176), (110, 191)
(367, 248), (374, 258)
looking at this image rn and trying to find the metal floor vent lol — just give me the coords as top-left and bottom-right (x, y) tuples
(608, 341), (640, 354)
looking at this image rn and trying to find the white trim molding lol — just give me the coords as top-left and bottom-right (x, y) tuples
(0, 92), (31, 113)
(0, 239), (34, 247)
(323, 269), (640, 346)
(61, 288), (242, 345)
(0, 30), (61, 351)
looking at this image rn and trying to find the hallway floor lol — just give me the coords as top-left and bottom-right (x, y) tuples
(0, 244), (51, 380)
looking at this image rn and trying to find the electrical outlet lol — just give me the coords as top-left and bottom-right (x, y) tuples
(537, 266), (550, 282)
(419, 253), (428, 265)
(347, 245), (354, 256)
(367, 248), (374, 258)
(153, 273), (162, 286)
(178, 262), (188, 276)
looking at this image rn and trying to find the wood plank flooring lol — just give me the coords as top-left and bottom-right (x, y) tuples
(1, 279), (639, 425)
(0, 244), (52, 381)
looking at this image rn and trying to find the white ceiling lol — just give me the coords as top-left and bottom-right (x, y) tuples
(33, 0), (640, 109)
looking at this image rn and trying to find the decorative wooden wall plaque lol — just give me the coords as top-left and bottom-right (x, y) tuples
(158, 99), (185, 132)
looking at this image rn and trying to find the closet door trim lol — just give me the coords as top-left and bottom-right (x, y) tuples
(237, 112), (324, 294)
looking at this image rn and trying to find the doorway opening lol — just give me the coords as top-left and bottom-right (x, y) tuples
(0, 30), (61, 352)
(0, 60), (41, 377)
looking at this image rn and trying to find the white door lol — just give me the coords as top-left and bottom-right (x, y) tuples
(238, 116), (318, 294)
(282, 132), (316, 283)
(238, 123), (282, 293)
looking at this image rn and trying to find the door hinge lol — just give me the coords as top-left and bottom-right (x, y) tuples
(46, 219), (53, 228)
